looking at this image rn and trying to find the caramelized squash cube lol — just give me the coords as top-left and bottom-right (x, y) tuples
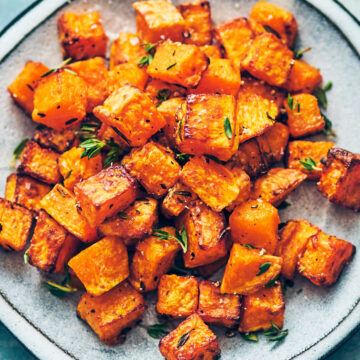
(18, 140), (61, 184)
(225, 166), (251, 211)
(108, 63), (148, 92)
(157, 274), (199, 318)
(4, 174), (17, 202)
(0, 198), (33, 251)
(252, 168), (307, 206)
(40, 184), (97, 242)
(147, 41), (209, 88)
(318, 148), (360, 211)
(7, 61), (49, 114)
(77, 281), (146, 344)
(298, 231), (355, 286)
(199, 45), (222, 59)
(198, 280), (241, 328)
(129, 227), (181, 292)
(159, 313), (220, 360)
(238, 284), (285, 332)
(93, 85), (166, 147)
(69, 236), (129, 296)
(74, 165), (137, 227)
(221, 244), (282, 295)
(57, 12), (108, 60)
(33, 126), (75, 153)
(122, 141), (181, 197)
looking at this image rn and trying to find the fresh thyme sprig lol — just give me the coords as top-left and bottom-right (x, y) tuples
(322, 112), (336, 137)
(156, 88), (172, 106)
(41, 58), (76, 77)
(138, 43), (157, 68)
(75, 122), (100, 141)
(287, 94), (300, 112)
(44, 265), (77, 297)
(263, 321), (289, 342)
(153, 227), (188, 253)
(144, 323), (169, 339)
(11, 138), (29, 165)
(294, 46), (312, 59)
(256, 262), (272, 276)
(241, 332), (258, 342)
(314, 81), (332, 109)
(299, 157), (322, 172)
(224, 117), (232, 139)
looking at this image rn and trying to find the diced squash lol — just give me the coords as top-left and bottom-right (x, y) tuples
(18, 140), (61, 185)
(108, 63), (148, 92)
(286, 141), (334, 180)
(33, 126), (75, 153)
(159, 313), (220, 360)
(229, 200), (280, 254)
(199, 44), (222, 59)
(276, 219), (320, 279)
(177, 200), (228, 268)
(221, 244), (282, 295)
(0, 198), (33, 251)
(225, 166), (251, 211)
(28, 210), (79, 273)
(176, 94), (238, 161)
(77, 281), (146, 344)
(129, 226), (180, 292)
(242, 33), (294, 87)
(40, 184), (97, 242)
(181, 156), (240, 211)
(57, 12), (108, 59)
(7, 61), (49, 114)
(145, 79), (187, 106)
(252, 168), (307, 206)
(238, 284), (285, 332)
(195, 256), (228, 278)
(198, 280), (241, 328)
(178, 0), (212, 46)
(133, 0), (185, 43)
(284, 93), (325, 138)
(58, 147), (102, 190)
(68, 236), (129, 296)
(249, 1), (298, 47)
(99, 197), (158, 247)
(32, 70), (87, 130)
(122, 141), (181, 197)
(74, 165), (137, 227)
(93, 85), (166, 147)
(4, 174), (17, 202)
(248, 17), (266, 35)
(147, 41), (209, 88)
(298, 231), (355, 286)
(157, 274), (199, 318)
(318, 148), (360, 211)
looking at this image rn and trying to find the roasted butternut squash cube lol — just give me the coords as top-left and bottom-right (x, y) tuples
(198, 280), (241, 328)
(129, 226), (181, 292)
(242, 33), (294, 87)
(40, 184), (97, 242)
(74, 165), (137, 227)
(57, 12), (108, 59)
(225, 166), (251, 211)
(221, 244), (282, 295)
(145, 78), (187, 105)
(18, 140), (61, 184)
(213, 18), (254, 69)
(318, 148), (360, 211)
(252, 168), (307, 206)
(157, 274), (199, 318)
(199, 45), (222, 59)
(93, 85), (166, 147)
(159, 313), (220, 360)
(109, 32), (147, 69)
(122, 141), (181, 197)
(178, 0), (212, 46)
(249, 1), (298, 47)
(181, 156), (240, 211)
(0, 198), (33, 251)
(33, 126), (75, 153)
(238, 284), (285, 333)
(59, 147), (102, 191)
(7, 61), (49, 114)
(69, 236), (129, 296)
(147, 41), (209, 88)
(161, 182), (197, 218)
(77, 281), (146, 344)
(298, 231), (355, 286)
(32, 70), (87, 131)
(188, 58), (241, 96)
(177, 200), (228, 268)
(284, 93), (325, 138)
(99, 198), (158, 247)
(67, 57), (109, 112)
(286, 141), (334, 180)
(230, 200), (280, 254)
(28, 210), (79, 273)
(276, 219), (320, 279)
(4, 174), (17, 202)
(284, 60), (322, 93)
(133, 0), (185, 43)
(195, 256), (228, 278)
(108, 63), (148, 92)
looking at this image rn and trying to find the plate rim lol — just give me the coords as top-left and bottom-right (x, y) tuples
(0, 1), (359, 359)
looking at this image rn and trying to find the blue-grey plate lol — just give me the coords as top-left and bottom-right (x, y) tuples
(0, 1), (359, 359)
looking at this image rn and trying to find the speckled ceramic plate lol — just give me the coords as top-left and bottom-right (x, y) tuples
(0, 0), (359, 359)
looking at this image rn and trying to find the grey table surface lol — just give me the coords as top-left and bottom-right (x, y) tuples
(0, 0), (359, 359)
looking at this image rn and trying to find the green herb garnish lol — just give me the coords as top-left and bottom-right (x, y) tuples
(156, 89), (172, 106)
(44, 265), (77, 297)
(104, 138), (124, 167)
(118, 212), (129, 219)
(174, 191), (192, 197)
(166, 63), (177, 70)
(145, 323), (169, 339)
(241, 332), (258, 342)
(314, 81), (332, 109)
(264, 321), (288, 342)
(287, 93), (299, 112)
(138, 43), (157, 68)
(224, 117), (232, 139)
(294, 46), (312, 59)
(23, 248), (29, 264)
(244, 244), (255, 249)
(75, 122), (100, 141)
(256, 262), (272, 276)
(266, 112), (275, 121)
(265, 274), (280, 288)
(299, 157), (322, 172)
(41, 58), (73, 77)
(277, 201), (291, 210)
(153, 227), (188, 253)
(322, 112), (336, 137)
(12, 138), (29, 162)
(177, 331), (191, 348)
